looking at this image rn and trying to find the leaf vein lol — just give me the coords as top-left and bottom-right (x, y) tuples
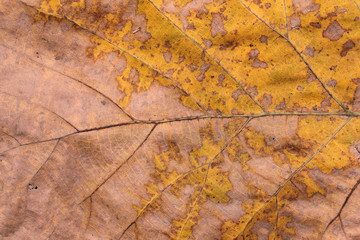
(237, 0), (348, 112)
(233, 116), (352, 239)
(147, 0), (266, 113)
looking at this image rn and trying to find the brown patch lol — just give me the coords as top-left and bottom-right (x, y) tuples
(248, 86), (258, 96)
(197, 63), (211, 81)
(322, 21), (346, 41)
(276, 100), (286, 110)
(321, 97), (331, 109)
(217, 74), (225, 86)
(289, 15), (301, 29)
(260, 94), (272, 109)
(219, 40), (239, 50)
(188, 63), (199, 72)
(340, 40), (355, 57)
(210, 13), (227, 38)
(260, 35), (268, 45)
(307, 71), (316, 83)
(250, 220), (273, 238)
(187, 23), (196, 30)
(251, 0), (262, 5)
(164, 40), (172, 48)
(176, 56), (185, 64)
(265, 3), (271, 9)
(335, 7), (347, 14)
(162, 52), (172, 63)
(252, 58), (268, 69)
(327, 79), (337, 87)
(292, 0), (320, 15)
(304, 46), (315, 57)
(232, 89), (242, 101)
(163, 0), (210, 30)
(248, 49), (260, 60)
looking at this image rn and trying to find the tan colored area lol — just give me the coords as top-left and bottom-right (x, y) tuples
(1, 0), (360, 239)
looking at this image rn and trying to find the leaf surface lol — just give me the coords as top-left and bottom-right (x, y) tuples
(1, 0), (360, 239)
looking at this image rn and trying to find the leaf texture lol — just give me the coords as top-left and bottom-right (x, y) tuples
(1, 0), (360, 239)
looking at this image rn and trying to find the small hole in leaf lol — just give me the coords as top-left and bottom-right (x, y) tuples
(28, 184), (38, 190)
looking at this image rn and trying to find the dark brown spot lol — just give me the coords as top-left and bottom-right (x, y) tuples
(164, 40), (172, 48)
(340, 40), (355, 57)
(310, 22), (321, 28)
(220, 40), (239, 50)
(352, 78), (360, 84)
(265, 3), (271, 9)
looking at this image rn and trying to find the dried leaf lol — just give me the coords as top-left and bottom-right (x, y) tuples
(1, 0), (360, 239)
